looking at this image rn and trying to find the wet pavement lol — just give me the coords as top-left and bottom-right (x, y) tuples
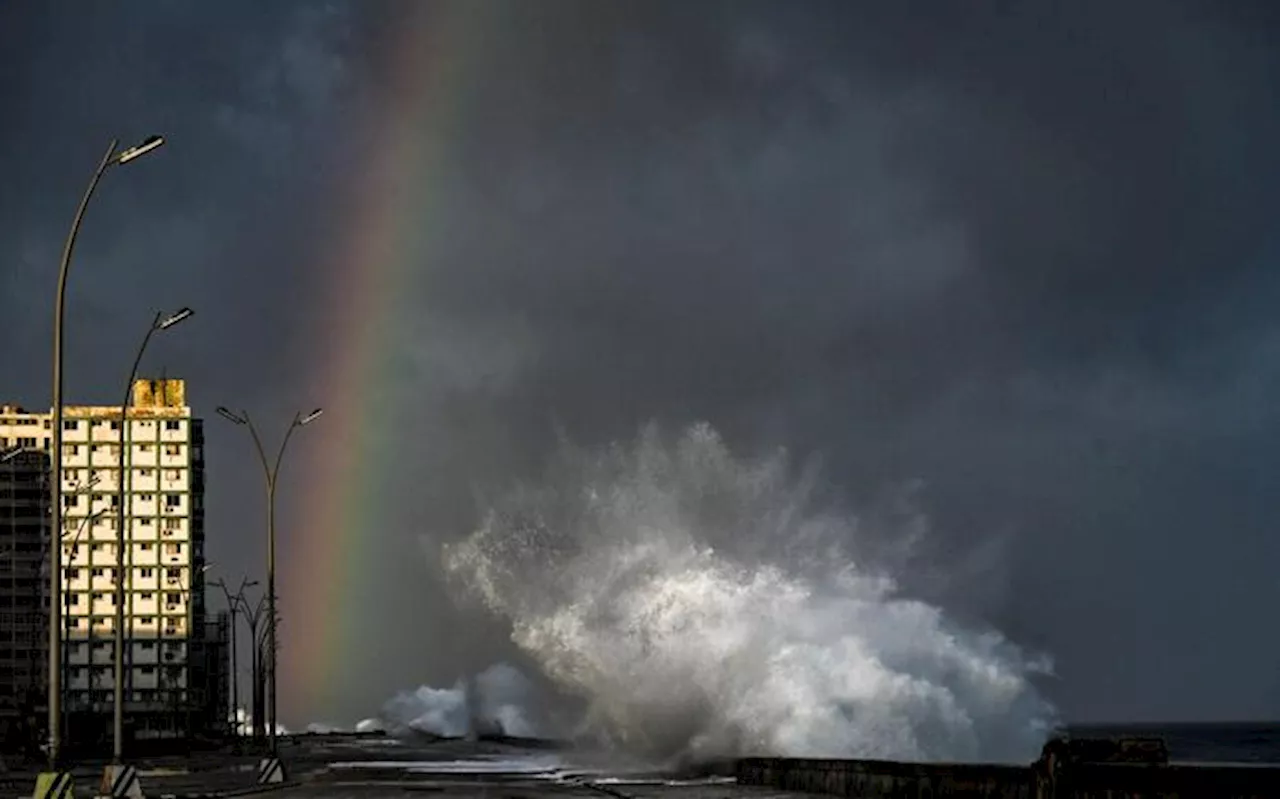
(5, 735), (808, 799)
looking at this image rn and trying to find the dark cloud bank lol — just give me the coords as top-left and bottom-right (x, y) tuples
(2, 0), (1279, 734)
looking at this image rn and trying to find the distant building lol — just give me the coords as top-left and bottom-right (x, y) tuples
(190, 611), (230, 738)
(0, 380), (226, 743)
(0, 445), (50, 751)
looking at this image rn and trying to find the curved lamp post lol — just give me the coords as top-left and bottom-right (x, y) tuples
(214, 407), (321, 753)
(49, 134), (164, 768)
(113, 307), (192, 763)
(239, 590), (268, 741)
(210, 576), (258, 738)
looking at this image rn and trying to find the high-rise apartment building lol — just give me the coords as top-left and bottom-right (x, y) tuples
(0, 446), (49, 751)
(0, 379), (217, 741)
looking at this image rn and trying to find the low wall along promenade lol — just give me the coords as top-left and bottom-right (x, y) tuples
(735, 737), (1280, 798)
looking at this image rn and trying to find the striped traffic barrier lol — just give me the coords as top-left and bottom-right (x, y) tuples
(96, 764), (144, 799)
(33, 772), (74, 799)
(256, 758), (286, 785)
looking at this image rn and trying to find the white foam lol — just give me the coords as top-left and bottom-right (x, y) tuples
(443, 423), (1057, 763)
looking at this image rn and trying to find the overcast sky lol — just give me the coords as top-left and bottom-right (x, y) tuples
(2, 0), (1279, 727)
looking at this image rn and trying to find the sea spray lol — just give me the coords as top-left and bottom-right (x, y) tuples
(443, 423), (1055, 763)
(379, 662), (542, 738)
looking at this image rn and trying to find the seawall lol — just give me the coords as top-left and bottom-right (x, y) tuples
(736, 739), (1280, 798)
(737, 757), (1033, 798)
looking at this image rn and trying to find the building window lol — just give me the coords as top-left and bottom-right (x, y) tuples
(166, 567), (181, 580)
(63, 421), (77, 431)
(139, 618), (154, 626)
(165, 593), (181, 604)
(164, 421), (181, 431)
(139, 518), (152, 526)
(164, 444), (181, 456)
(164, 544), (180, 556)
(139, 568), (154, 579)
(164, 494), (180, 508)
(91, 568), (104, 578)
(138, 468), (152, 477)
(138, 444), (152, 453)
(139, 543), (152, 552)
(140, 592), (153, 600)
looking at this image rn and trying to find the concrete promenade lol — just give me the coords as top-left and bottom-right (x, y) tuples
(12, 732), (1278, 799)
(2, 734), (806, 799)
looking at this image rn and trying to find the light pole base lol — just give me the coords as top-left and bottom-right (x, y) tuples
(256, 758), (287, 785)
(94, 764), (144, 799)
(33, 772), (74, 799)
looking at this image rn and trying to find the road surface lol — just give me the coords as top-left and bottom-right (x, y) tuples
(7, 734), (812, 799)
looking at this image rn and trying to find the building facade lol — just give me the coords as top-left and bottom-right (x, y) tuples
(0, 379), (222, 743)
(0, 446), (49, 752)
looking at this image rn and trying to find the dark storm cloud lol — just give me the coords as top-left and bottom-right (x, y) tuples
(3, 0), (1280, 726)
(0, 0), (360, 630)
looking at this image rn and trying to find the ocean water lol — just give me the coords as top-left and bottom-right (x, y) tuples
(1066, 722), (1280, 764)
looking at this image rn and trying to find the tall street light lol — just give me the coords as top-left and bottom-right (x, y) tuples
(214, 407), (321, 753)
(48, 134), (164, 769)
(210, 577), (257, 739)
(240, 590), (268, 742)
(113, 307), (192, 764)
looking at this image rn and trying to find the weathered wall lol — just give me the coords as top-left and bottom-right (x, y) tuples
(735, 756), (1280, 799)
(736, 757), (1034, 798)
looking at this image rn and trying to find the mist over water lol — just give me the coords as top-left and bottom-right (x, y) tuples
(443, 424), (1056, 764)
(380, 663), (541, 739)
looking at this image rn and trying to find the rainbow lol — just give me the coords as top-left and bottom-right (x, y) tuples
(284, 2), (490, 722)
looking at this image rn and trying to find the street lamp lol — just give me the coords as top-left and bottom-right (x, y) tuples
(210, 577), (258, 739)
(48, 134), (165, 769)
(215, 406), (321, 753)
(115, 137), (164, 166)
(113, 307), (192, 764)
(236, 590), (268, 742)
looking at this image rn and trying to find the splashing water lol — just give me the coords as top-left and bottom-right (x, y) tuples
(443, 423), (1055, 764)
(380, 663), (541, 738)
